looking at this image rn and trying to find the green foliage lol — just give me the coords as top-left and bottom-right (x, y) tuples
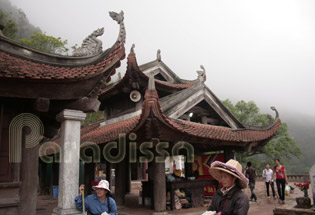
(0, 0), (42, 40)
(19, 31), (68, 55)
(223, 99), (269, 126)
(264, 123), (301, 159)
(82, 111), (104, 126)
(0, 10), (18, 39)
(222, 99), (302, 172)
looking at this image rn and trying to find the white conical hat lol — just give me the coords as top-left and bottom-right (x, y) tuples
(92, 180), (111, 192)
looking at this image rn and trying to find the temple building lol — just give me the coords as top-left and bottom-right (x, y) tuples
(78, 45), (281, 213)
(0, 10), (281, 215)
(0, 11), (125, 215)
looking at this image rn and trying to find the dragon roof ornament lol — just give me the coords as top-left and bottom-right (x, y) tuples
(197, 65), (206, 82)
(72, 10), (125, 57)
(243, 106), (280, 130)
(109, 10), (126, 44)
(72, 28), (104, 57)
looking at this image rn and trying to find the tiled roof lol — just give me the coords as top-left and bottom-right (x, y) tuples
(81, 122), (101, 136)
(81, 55), (281, 149)
(0, 43), (125, 80)
(81, 116), (140, 144)
(81, 86), (280, 145)
(166, 118), (281, 142)
(80, 53), (281, 149)
(80, 114), (280, 144)
(99, 53), (197, 97)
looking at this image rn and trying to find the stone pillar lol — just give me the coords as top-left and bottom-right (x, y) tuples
(152, 138), (167, 215)
(52, 109), (86, 215)
(310, 164), (315, 206)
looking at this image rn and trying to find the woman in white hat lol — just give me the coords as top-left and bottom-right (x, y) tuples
(74, 180), (117, 215)
(206, 159), (249, 215)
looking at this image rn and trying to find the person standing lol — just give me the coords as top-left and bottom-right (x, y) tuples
(262, 163), (275, 198)
(272, 159), (288, 204)
(245, 162), (257, 202)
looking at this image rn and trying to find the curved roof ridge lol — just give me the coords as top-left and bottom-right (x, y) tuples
(0, 11), (125, 67)
(81, 115), (140, 144)
(138, 50), (199, 84)
(241, 107), (281, 131)
(0, 44), (125, 81)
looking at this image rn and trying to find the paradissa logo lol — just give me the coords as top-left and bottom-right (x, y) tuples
(8, 113), (194, 164)
(39, 133), (194, 164)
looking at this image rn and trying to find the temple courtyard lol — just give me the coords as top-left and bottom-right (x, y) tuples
(36, 180), (314, 215)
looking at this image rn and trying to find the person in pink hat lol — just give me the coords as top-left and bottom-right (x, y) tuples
(206, 159), (249, 215)
(74, 180), (117, 215)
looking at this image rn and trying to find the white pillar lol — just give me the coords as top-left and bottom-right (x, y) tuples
(52, 109), (86, 215)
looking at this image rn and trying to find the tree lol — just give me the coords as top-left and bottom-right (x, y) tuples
(222, 99), (301, 172)
(82, 111), (104, 126)
(0, 10), (18, 39)
(19, 31), (68, 55)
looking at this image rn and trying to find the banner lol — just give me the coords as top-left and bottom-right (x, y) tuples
(193, 153), (224, 196)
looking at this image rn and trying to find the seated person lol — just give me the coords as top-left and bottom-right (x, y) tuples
(74, 180), (117, 215)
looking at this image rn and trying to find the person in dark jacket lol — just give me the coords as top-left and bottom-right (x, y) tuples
(245, 161), (258, 202)
(206, 159), (249, 215)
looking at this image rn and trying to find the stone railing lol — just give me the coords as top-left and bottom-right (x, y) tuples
(256, 175), (310, 182)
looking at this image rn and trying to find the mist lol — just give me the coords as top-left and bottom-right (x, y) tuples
(3, 0), (315, 117)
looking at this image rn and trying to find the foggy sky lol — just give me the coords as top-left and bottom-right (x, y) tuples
(6, 0), (315, 118)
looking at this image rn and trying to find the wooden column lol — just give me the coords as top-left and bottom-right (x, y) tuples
(52, 162), (59, 187)
(115, 159), (126, 207)
(152, 138), (167, 215)
(84, 162), (94, 196)
(185, 162), (193, 178)
(38, 160), (46, 195)
(125, 146), (131, 194)
(105, 161), (112, 188)
(19, 128), (40, 215)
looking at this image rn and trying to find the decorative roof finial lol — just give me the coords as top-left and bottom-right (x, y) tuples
(197, 65), (206, 82)
(72, 28), (104, 56)
(130, 44), (135, 54)
(157, 49), (161, 62)
(270, 106), (279, 119)
(109, 10), (126, 44)
(148, 75), (156, 90)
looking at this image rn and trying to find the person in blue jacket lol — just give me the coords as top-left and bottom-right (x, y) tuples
(75, 180), (117, 215)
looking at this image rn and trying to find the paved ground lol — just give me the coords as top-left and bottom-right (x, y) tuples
(36, 181), (314, 215)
